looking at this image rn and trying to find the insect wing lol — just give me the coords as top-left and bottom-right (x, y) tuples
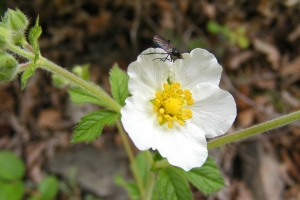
(153, 35), (173, 53)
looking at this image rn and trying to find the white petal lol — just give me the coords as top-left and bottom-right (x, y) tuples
(189, 83), (236, 138)
(121, 94), (158, 150)
(153, 123), (208, 171)
(127, 48), (171, 98)
(171, 48), (222, 89)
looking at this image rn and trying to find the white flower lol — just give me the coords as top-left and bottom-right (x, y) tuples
(121, 48), (236, 171)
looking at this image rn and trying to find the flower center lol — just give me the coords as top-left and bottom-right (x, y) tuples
(151, 82), (194, 129)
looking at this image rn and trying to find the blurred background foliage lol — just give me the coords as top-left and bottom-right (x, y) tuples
(1, 0), (300, 199)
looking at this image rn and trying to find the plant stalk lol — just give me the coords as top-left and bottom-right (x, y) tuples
(116, 120), (145, 198)
(7, 43), (121, 113)
(208, 110), (300, 149)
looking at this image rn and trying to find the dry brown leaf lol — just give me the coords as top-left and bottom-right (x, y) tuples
(254, 38), (280, 70)
(87, 11), (111, 35)
(161, 10), (174, 29)
(253, 95), (269, 106)
(25, 142), (47, 182)
(236, 85), (251, 109)
(281, 91), (300, 108)
(231, 180), (255, 200)
(178, 0), (190, 14)
(280, 57), (300, 77)
(237, 108), (254, 128)
(288, 25), (300, 42)
(227, 51), (253, 70)
(284, 184), (300, 200)
(37, 109), (62, 128)
(258, 0), (275, 18)
(200, 1), (216, 19)
(0, 87), (15, 113)
(253, 78), (276, 89)
(281, 148), (300, 182)
(259, 140), (284, 200)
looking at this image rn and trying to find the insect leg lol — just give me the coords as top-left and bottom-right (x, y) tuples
(163, 54), (172, 62)
(152, 57), (165, 61)
(141, 52), (169, 56)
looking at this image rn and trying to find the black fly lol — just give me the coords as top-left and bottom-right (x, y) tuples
(142, 35), (182, 62)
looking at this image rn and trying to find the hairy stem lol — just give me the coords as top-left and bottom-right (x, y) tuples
(7, 43), (121, 112)
(208, 110), (300, 149)
(116, 120), (145, 198)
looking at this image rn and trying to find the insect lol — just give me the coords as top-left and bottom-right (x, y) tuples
(143, 35), (183, 62)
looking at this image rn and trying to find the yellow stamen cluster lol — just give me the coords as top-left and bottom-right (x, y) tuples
(151, 82), (194, 129)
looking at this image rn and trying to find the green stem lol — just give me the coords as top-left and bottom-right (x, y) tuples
(7, 43), (121, 112)
(7, 43), (35, 60)
(143, 150), (154, 165)
(142, 151), (155, 200)
(39, 57), (121, 112)
(17, 61), (33, 72)
(115, 120), (145, 198)
(144, 170), (155, 200)
(208, 110), (300, 149)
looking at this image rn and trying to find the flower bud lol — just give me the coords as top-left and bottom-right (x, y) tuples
(3, 8), (28, 33)
(72, 64), (90, 80)
(0, 52), (18, 84)
(52, 74), (69, 88)
(0, 24), (12, 48)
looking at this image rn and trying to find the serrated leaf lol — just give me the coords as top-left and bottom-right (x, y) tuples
(0, 151), (25, 181)
(115, 174), (140, 200)
(68, 87), (106, 106)
(28, 16), (42, 53)
(109, 63), (129, 106)
(38, 176), (58, 200)
(156, 167), (192, 200)
(71, 110), (118, 143)
(179, 157), (225, 195)
(0, 180), (25, 200)
(21, 63), (35, 90)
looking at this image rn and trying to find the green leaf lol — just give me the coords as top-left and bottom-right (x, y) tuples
(220, 26), (231, 38)
(71, 110), (118, 143)
(0, 180), (25, 200)
(21, 63), (36, 90)
(179, 157), (225, 195)
(0, 151), (25, 181)
(28, 16), (42, 53)
(156, 167), (192, 200)
(26, 196), (40, 200)
(38, 176), (58, 200)
(206, 21), (221, 34)
(237, 35), (249, 49)
(68, 87), (106, 106)
(115, 174), (140, 200)
(109, 63), (129, 106)
(83, 194), (102, 200)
